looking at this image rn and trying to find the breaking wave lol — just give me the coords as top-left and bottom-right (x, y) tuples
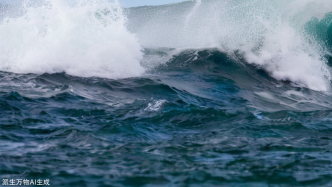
(126, 0), (332, 91)
(0, 0), (144, 79)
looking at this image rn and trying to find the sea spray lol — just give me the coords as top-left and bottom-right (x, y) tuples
(184, 0), (201, 27)
(126, 0), (332, 91)
(0, 0), (144, 79)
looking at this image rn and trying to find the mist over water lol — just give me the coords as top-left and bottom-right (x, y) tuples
(1, 0), (332, 186)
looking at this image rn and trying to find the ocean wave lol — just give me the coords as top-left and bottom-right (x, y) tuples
(1, 0), (332, 91)
(126, 0), (332, 91)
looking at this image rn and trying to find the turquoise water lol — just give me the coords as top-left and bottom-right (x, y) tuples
(1, 0), (332, 186)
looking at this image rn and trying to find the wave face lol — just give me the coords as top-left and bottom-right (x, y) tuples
(0, 0), (144, 79)
(126, 0), (332, 91)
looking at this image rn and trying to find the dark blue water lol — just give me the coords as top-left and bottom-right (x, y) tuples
(2, 0), (332, 186)
(2, 50), (332, 186)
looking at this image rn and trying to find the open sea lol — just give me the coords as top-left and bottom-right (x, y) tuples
(1, 0), (332, 186)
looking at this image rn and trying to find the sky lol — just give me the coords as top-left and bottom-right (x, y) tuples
(119, 0), (186, 7)
(0, 0), (188, 7)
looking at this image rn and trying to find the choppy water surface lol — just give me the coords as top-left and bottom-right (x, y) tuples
(2, 50), (332, 186)
(1, 0), (332, 186)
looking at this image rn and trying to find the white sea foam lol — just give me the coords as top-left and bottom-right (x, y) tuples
(144, 100), (167, 112)
(0, 0), (144, 79)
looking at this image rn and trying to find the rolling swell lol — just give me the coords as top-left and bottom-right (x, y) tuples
(148, 49), (332, 112)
